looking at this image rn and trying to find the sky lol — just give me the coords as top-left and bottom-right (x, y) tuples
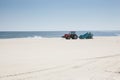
(0, 0), (120, 31)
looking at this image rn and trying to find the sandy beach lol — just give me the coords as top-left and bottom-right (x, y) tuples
(0, 37), (120, 80)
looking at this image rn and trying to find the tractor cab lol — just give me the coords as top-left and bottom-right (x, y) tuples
(69, 31), (76, 34)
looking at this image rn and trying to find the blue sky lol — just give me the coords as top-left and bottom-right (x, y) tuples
(0, 0), (120, 31)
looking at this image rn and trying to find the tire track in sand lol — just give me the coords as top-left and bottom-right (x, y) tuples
(0, 53), (120, 79)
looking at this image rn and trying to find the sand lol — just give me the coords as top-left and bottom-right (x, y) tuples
(0, 37), (120, 80)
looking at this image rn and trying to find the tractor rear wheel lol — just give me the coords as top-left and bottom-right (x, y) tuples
(72, 35), (78, 39)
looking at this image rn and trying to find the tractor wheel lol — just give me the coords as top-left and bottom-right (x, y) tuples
(66, 37), (70, 39)
(72, 35), (78, 39)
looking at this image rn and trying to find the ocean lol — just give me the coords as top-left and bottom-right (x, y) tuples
(0, 31), (120, 39)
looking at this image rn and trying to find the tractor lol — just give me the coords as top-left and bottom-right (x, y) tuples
(62, 31), (78, 39)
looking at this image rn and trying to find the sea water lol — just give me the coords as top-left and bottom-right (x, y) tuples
(0, 31), (120, 39)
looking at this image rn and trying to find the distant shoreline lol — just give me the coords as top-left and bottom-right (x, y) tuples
(0, 31), (120, 39)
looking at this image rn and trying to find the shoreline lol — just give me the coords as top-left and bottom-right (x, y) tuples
(0, 36), (120, 40)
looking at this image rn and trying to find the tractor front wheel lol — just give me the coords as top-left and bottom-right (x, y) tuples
(66, 36), (70, 39)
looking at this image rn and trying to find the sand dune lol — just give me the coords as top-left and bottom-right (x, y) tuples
(0, 37), (120, 80)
